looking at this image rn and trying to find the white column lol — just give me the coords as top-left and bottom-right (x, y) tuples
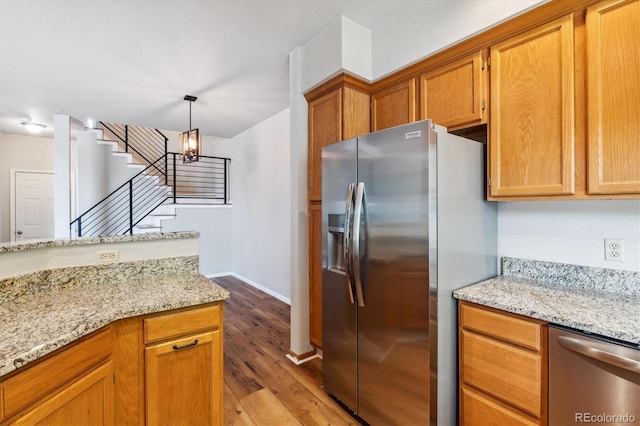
(54, 114), (71, 238)
(287, 47), (314, 360)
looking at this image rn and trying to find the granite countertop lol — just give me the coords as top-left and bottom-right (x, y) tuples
(0, 231), (200, 253)
(0, 258), (229, 377)
(454, 257), (640, 346)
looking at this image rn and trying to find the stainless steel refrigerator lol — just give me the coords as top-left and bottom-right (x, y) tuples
(321, 119), (497, 426)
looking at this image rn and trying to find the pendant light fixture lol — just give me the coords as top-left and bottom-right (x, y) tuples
(181, 94), (200, 163)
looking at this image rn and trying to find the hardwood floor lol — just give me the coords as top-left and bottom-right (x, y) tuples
(212, 275), (360, 426)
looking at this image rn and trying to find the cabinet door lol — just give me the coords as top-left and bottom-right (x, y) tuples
(489, 15), (575, 197)
(308, 87), (369, 202)
(12, 362), (114, 426)
(420, 51), (487, 130)
(145, 330), (222, 426)
(308, 202), (323, 348)
(308, 89), (343, 202)
(586, 0), (640, 194)
(371, 79), (418, 131)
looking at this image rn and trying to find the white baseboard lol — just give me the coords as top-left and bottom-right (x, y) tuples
(205, 272), (291, 305)
(286, 352), (321, 365)
(205, 272), (234, 278)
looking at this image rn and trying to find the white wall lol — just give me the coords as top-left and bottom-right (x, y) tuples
(160, 206), (233, 276)
(76, 131), (140, 213)
(0, 132), (55, 242)
(300, 16), (373, 92)
(498, 200), (640, 272)
(371, 0), (545, 79)
(231, 108), (291, 301)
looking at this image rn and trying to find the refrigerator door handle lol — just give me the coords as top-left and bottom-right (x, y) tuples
(352, 182), (365, 307)
(343, 183), (356, 304)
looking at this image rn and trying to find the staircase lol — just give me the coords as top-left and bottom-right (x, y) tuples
(70, 123), (230, 238)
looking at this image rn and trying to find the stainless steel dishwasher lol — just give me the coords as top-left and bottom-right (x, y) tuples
(549, 326), (640, 425)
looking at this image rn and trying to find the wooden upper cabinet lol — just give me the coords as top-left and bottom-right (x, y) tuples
(307, 84), (370, 202)
(371, 78), (418, 131)
(586, 0), (640, 194)
(420, 50), (488, 130)
(489, 15), (575, 197)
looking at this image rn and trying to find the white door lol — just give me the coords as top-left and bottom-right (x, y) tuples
(14, 172), (55, 241)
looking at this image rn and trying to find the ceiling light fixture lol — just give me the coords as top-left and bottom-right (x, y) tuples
(181, 95), (200, 163)
(21, 119), (46, 134)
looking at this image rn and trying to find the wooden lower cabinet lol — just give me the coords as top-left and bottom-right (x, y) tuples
(144, 303), (224, 426)
(11, 362), (114, 426)
(0, 302), (224, 426)
(459, 301), (548, 426)
(146, 330), (222, 426)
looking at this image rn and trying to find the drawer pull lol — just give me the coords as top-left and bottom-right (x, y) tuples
(172, 339), (198, 351)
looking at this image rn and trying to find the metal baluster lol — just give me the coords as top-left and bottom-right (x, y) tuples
(172, 153), (177, 204)
(128, 180), (133, 235)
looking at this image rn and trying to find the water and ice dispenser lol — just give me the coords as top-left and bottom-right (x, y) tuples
(327, 213), (345, 272)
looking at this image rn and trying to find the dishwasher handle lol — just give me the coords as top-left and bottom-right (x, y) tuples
(557, 335), (640, 374)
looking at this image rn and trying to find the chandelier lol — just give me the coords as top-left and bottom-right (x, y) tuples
(181, 95), (200, 163)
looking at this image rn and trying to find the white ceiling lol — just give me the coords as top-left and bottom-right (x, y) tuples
(0, 0), (419, 139)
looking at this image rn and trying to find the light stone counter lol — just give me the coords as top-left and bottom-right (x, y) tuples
(0, 233), (229, 377)
(454, 257), (640, 346)
(0, 231), (199, 253)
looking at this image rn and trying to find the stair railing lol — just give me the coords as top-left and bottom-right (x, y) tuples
(99, 121), (168, 177)
(70, 153), (231, 238)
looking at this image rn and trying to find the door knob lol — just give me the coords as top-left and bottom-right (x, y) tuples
(16, 230), (23, 235)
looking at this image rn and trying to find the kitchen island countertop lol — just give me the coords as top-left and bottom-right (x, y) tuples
(453, 257), (640, 346)
(0, 270), (229, 377)
(0, 231), (229, 377)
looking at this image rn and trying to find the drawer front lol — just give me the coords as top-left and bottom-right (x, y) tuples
(144, 303), (221, 344)
(460, 302), (543, 351)
(1, 327), (112, 420)
(460, 329), (543, 418)
(461, 385), (540, 426)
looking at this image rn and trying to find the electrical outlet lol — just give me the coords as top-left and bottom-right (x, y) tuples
(604, 239), (623, 262)
(96, 250), (119, 263)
